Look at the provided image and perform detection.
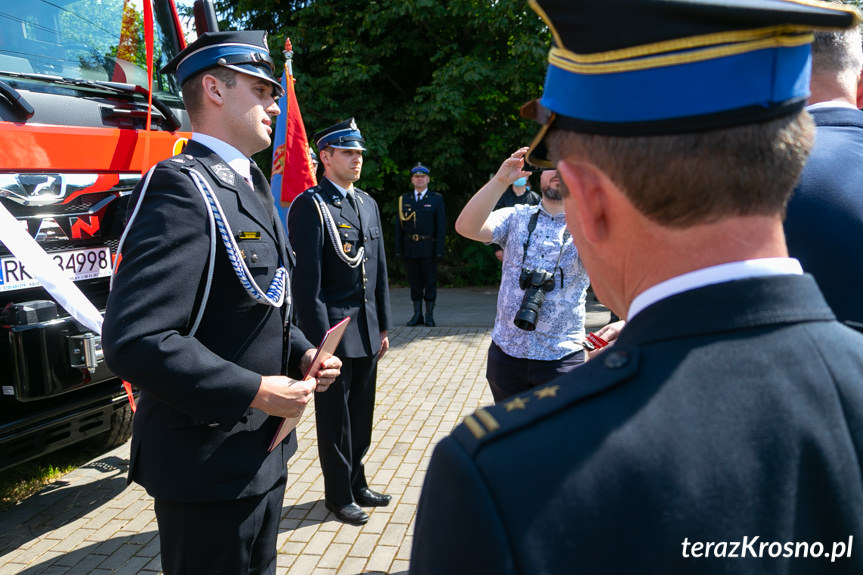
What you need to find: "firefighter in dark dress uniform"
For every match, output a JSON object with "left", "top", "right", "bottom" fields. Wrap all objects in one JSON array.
[
  {"left": 102, "top": 31, "right": 340, "bottom": 575},
  {"left": 395, "top": 163, "right": 446, "bottom": 326},
  {"left": 288, "top": 119, "right": 393, "bottom": 526}
]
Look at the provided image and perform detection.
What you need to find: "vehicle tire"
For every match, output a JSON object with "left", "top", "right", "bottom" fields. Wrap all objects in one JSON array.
[{"left": 87, "top": 402, "right": 134, "bottom": 451}]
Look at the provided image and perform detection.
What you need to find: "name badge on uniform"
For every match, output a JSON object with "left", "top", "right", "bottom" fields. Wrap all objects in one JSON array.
[{"left": 238, "top": 231, "right": 261, "bottom": 240}]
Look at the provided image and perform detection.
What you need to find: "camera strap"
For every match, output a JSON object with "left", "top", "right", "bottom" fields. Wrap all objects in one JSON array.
[{"left": 521, "top": 208, "right": 570, "bottom": 289}]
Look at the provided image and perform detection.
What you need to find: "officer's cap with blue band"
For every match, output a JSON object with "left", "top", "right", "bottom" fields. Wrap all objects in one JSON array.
[
  {"left": 161, "top": 31, "right": 283, "bottom": 98},
  {"left": 411, "top": 163, "right": 430, "bottom": 175},
  {"left": 523, "top": 0, "right": 862, "bottom": 168},
  {"left": 314, "top": 118, "right": 367, "bottom": 151}
]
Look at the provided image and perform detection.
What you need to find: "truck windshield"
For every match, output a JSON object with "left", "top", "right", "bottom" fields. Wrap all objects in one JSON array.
[{"left": 0, "top": 0, "right": 183, "bottom": 101}]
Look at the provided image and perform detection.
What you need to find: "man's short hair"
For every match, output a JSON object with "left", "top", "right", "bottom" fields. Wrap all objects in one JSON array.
[
  {"left": 547, "top": 110, "right": 815, "bottom": 227},
  {"left": 812, "top": 25, "right": 863, "bottom": 78},
  {"left": 181, "top": 67, "right": 237, "bottom": 123}
]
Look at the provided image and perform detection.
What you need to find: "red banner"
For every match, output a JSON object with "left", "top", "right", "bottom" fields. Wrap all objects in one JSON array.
[{"left": 271, "top": 47, "right": 316, "bottom": 206}]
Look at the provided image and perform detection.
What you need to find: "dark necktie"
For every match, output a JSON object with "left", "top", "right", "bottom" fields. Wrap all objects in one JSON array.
[{"left": 346, "top": 190, "right": 358, "bottom": 213}]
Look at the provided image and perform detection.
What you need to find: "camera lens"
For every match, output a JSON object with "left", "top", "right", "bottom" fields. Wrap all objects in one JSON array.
[{"left": 513, "top": 288, "right": 546, "bottom": 331}]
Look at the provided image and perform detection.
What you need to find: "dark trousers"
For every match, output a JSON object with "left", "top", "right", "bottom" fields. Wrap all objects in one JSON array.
[
  {"left": 315, "top": 354, "right": 378, "bottom": 505},
  {"left": 486, "top": 340, "right": 586, "bottom": 403},
  {"left": 405, "top": 257, "right": 438, "bottom": 302},
  {"left": 153, "top": 475, "right": 286, "bottom": 575}
]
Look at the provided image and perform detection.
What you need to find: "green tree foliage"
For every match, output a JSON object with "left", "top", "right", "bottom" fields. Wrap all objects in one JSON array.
[{"left": 220, "top": 0, "right": 551, "bottom": 286}]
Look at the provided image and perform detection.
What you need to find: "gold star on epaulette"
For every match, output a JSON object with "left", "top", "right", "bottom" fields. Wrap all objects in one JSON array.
[
  {"left": 504, "top": 397, "right": 529, "bottom": 411},
  {"left": 534, "top": 385, "right": 560, "bottom": 399}
]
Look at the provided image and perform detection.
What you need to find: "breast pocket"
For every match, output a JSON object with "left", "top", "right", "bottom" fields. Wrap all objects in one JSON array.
[
  {"left": 339, "top": 227, "right": 362, "bottom": 258},
  {"left": 237, "top": 238, "right": 278, "bottom": 283}
]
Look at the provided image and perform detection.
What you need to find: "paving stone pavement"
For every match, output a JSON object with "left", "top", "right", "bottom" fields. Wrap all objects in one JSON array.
[{"left": 0, "top": 287, "right": 611, "bottom": 575}]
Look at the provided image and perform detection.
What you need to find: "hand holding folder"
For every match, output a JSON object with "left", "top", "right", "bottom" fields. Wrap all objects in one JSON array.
[{"left": 268, "top": 317, "right": 350, "bottom": 452}]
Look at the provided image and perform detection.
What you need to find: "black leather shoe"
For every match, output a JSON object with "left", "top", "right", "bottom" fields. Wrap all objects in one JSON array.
[
  {"left": 354, "top": 487, "right": 392, "bottom": 507},
  {"left": 325, "top": 501, "right": 369, "bottom": 525}
]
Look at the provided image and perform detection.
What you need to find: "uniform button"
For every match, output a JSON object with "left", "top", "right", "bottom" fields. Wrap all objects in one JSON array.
[
  {"left": 251, "top": 253, "right": 258, "bottom": 263},
  {"left": 604, "top": 351, "right": 629, "bottom": 369}
]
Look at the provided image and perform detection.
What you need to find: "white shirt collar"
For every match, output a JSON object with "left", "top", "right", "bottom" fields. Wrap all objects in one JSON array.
[
  {"left": 806, "top": 100, "right": 859, "bottom": 111},
  {"left": 326, "top": 177, "right": 353, "bottom": 198},
  {"left": 415, "top": 189, "right": 427, "bottom": 199},
  {"left": 627, "top": 258, "right": 804, "bottom": 320},
  {"left": 192, "top": 133, "right": 252, "bottom": 183}
]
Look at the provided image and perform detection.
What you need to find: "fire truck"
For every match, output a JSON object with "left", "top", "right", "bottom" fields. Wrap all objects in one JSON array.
[{"left": 0, "top": 0, "right": 217, "bottom": 470}]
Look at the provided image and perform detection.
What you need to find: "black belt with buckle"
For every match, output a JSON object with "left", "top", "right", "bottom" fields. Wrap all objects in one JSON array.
[{"left": 410, "top": 234, "right": 434, "bottom": 241}]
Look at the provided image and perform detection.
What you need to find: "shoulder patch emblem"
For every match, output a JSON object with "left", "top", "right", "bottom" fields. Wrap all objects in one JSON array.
[{"left": 212, "top": 163, "right": 236, "bottom": 186}]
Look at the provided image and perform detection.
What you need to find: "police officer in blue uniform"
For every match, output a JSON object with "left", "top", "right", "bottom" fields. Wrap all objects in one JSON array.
[
  {"left": 102, "top": 31, "right": 340, "bottom": 575},
  {"left": 410, "top": 1, "right": 863, "bottom": 574},
  {"left": 288, "top": 119, "right": 393, "bottom": 526},
  {"left": 395, "top": 163, "right": 446, "bottom": 326}
]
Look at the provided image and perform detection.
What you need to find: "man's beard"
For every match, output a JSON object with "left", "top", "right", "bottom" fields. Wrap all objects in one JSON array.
[{"left": 543, "top": 185, "right": 562, "bottom": 201}]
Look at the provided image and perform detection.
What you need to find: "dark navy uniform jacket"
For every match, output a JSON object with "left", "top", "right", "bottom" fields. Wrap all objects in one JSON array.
[
  {"left": 102, "top": 141, "right": 314, "bottom": 503},
  {"left": 395, "top": 191, "right": 446, "bottom": 259},
  {"left": 785, "top": 106, "right": 863, "bottom": 326},
  {"left": 288, "top": 178, "right": 392, "bottom": 358},
  {"left": 410, "top": 274, "right": 863, "bottom": 574}
]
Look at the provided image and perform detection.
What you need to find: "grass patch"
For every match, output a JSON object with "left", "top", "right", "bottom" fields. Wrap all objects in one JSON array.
[{"left": 0, "top": 444, "right": 102, "bottom": 512}]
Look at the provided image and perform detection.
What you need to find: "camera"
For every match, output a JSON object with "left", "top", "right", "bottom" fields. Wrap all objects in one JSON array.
[
  {"left": 522, "top": 163, "right": 548, "bottom": 174},
  {"left": 514, "top": 268, "right": 556, "bottom": 331}
]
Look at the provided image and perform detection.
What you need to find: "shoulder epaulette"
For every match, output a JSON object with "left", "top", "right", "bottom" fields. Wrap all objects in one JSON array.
[
  {"left": 452, "top": 346, "right": 640, "bottom": 456},
  {"left": 165, "top": 152, "right": 199, "bottom": 167}
]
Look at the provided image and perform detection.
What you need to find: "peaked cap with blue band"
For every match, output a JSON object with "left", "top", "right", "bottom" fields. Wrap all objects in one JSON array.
[
  {"left": 523, "top": 0, "right": 862, "bottom": 167},
  {"left": 314, "top": 118, "right": 367, "bottom": 151},
  {"left": 411, "top": 163, "right": 430, "bottom": 175},
  {"left": 161, "top": 31, "right": 283, "bottom": 98}
]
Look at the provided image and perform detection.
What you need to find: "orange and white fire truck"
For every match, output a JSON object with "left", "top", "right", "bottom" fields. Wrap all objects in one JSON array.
[{"left": 0, "top": 0, "right": 216, "bottom": 469}]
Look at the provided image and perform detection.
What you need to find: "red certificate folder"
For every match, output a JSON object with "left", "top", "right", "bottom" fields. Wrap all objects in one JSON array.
[{"left": 268, "top": 317, "right": 350, "bottom": 452}]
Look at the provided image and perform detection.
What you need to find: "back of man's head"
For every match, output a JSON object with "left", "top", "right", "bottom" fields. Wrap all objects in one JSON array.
[
  {"left": 811, "top": 22, "right": 863, "bottom": 104},
  {"left": 547, "top": 112, "right": 814, "bottom": 228},
  {"left": 813, "top": 27, "right": 863, "bottom": 75}
]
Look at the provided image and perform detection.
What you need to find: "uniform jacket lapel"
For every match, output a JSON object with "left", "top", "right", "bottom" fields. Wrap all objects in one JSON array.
[{"left": 320, "top": 178, "right": 361, "bottom": 231}]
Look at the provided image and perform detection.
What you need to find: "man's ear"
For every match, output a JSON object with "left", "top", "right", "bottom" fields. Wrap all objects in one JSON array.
[
  {"left": 557, "top": 160, "right": 611, "bottom": 244},
  {"left": 202, "top": 75, "right": 223, "bottom": 105}
]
